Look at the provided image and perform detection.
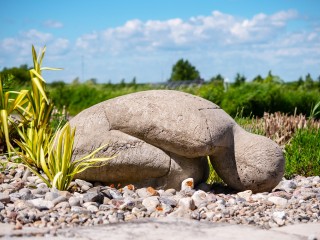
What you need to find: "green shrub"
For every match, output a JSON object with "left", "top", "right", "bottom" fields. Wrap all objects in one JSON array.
[{"left": 284, "top": 127, "right": 320, "bottom": 178}]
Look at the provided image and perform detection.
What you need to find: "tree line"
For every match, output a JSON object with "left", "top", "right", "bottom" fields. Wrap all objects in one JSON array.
[{"left": 1, "top": 59, "right": 319, "bottom": 118}]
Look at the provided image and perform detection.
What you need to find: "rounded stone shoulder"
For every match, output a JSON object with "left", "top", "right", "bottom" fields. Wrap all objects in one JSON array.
[{"left": 99, "top": 90, "right": 235, "bottom": 157}]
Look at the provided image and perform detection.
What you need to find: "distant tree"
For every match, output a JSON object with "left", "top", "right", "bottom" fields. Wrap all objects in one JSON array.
[
  {"left": 169, "top": 59, "right": 200, "bottom": 81},
  {"left": 49, "top": 81, "right": 66, "bottom": 88},
  {"left": 234, "top": 73, "right": 246, "bottom": 87},
  {"left": 0, "top": 64, "right": 30, "bottom": 86},
  {"left": 131, "top": 77, "right": 137, "bottom": 85},
  {"left": 263, "top": 71, "right": 282, "bottom": 84},
  {"left": 209, "top": 74, "right": 224, "bottom": 83},
  {"left": 264, "top": 71, "right": 275, "bottom": 83},
  {"left": 120, "top": 78, "right": 126, "bottom": 87},
  {"left": 252, "top": 75, "right": 264, "bottom": 83},
  {"left": 304, "top": 73, "right": 314, "bottom": 89},
  {"left": 85, "top": 78, "right": 97, "bottom": 85},
  {"left": 209, "top": 74, "right": 224, "bottom": 88},
  {"left": 297, "top": 76, "right": 304, "bottom": 86},
  {"left": 72, "top": 77, "right": 80, "bottom": 85}
]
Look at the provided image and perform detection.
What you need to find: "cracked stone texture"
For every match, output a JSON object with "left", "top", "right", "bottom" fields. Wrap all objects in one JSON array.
[{"left": 70, "top": 90, "right": 284, "bottom": 192}]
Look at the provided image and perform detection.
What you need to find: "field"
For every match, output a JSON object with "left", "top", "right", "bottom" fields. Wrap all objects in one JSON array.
[{"left": 1, "top": 51, "right": 320, "bottom": 187}]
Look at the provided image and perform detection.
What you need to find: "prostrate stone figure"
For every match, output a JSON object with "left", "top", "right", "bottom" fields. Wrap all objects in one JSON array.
[{"left": 70, "top": 90, "right": 284, "bottom": 193}]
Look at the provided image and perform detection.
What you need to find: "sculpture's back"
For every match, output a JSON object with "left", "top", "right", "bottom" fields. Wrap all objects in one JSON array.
[{"left": 70, "top": 90, "right": 284, "bottom": 192}]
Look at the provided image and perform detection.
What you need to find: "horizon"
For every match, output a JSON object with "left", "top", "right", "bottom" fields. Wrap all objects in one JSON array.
[{"left": 1, "top": 0, "right": 320, "bottom": 83}]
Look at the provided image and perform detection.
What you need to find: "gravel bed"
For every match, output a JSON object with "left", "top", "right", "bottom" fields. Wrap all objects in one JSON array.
[{"left": 0, "top": 160, "right": 319, "bottom": 235}]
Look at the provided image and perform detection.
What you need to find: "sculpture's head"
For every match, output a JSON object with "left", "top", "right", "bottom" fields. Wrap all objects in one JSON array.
[
  {"left": 210, "top": 125, "right": 285, "bottom": 193},
  {"left": 232, "top": 126, "right": 285, "bottom": 192}
]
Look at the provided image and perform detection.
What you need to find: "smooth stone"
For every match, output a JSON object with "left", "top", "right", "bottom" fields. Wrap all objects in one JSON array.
[
  {"left": 268, "top": 196, "right": 288, "bottom": 207},
  {"left": 0, "top": 193, "right": 10, "bottom": 204},
  {"left": 0, "top": 202, "right": 4, "bottom": 210},
  {"left": 28, "top": 198, "right": 54, "bottom": 210},
  {"left": 178, "top": 197, "right": 195, "bottom": 211},
  {"left": 237, "top": 190, "right": 252, "bottom": 201},
  {"left": 69, "top": 196, "right": 81, "bottom": 207},
  {"left": 181, "top": 178, "right": 194, "bottom": 191},
  {"left": 191, "top": 190, "right": 208, "bottom": 208},
  {"left": 52, "top": 196, "right": 68, "bottom": 206},
  {"left": 82, "top": 192, "right": 104, "bottom": 203},
  {"left": 75, "top": 179, "right": 93, "bottom": 188},
  {"left": 159, "top": 197, "right": 178, "bottom": 208},
  {"left": 54, "top": 201, "right": 70, "bottom": 209},
  {"left": 168, "top": 207, "right": 192, "bottom": 218},
  {"left": 44, "top": 191, "right": 60, "bottom": 201},
  {"left": 71, "top": 206, "right": 90, "bottom": 214},
  {"left": 108, "top": 189, "right": 123, "bottom": 199},
  {"left": 142, "top": 196, "right": 160, "bottom": 213}
]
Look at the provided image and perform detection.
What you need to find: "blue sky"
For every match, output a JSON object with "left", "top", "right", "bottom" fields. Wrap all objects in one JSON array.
[{"left": 1, "top": 0, "right": 320, "bottom": 83}]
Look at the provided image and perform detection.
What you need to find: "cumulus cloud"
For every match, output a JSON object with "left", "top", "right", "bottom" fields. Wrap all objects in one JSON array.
[
  {"left": 0, "top": 9, "right": 319, "bottom": 82},
  {"left": 0, "top": 29, "right": 69, "bottom": 66},
  {"left": 43, "top": 20, "right": 64, "bottom": 28},
  {"left": 75, "top": 9, "right": 301, "bottom": 55}
]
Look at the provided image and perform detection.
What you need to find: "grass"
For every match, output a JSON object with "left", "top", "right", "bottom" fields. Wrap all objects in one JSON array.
[
  {"left": 284, "top": 127, "right": 320, "bottom": 179},
  {"left": 236, "top": 111, "right": 320, "bottom": 180}
]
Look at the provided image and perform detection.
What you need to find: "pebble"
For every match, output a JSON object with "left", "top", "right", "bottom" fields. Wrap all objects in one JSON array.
[{"left": 0, "top": 163, "right": 319, "bottom": 230}]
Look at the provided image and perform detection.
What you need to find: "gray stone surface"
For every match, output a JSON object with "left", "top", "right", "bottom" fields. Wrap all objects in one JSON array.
[
  {"left": 2, "top": 219, "right": 320, "bottom": 240},
  {"left": 70, "top": 90, "right": 285, "bottom": 192}
]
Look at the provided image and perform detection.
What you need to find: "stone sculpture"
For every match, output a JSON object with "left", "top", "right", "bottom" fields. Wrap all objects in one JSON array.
[{"left": 70, "top": 90, "right": 285, "bottom": 192}]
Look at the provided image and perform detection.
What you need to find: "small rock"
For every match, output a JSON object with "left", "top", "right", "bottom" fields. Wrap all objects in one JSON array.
[
  {"left": 75, "top": 179, "right": 93, "bottom": 191},
  {"left": 54, "top": 201, "right": 70, "bottom": 209},
  {"left": 273, "top": 179, "right": 297, "bottom": 193},
  {"left": 28, "top": 198, "right": 54, "bottom": 210},
  {"left": 178, "top": 197, "right": 195, "bottom": 210},
  {"left": 22, "top": 169, "right": 31, "bottom": 181},
  {"left": 273, "top": 211, "right": 286, "bottom": 219},
  {"left": 165, "top": 189, "right": 176, "bottom": 195},
  {"left": 156, "top": 202, "right": 173, "bottom": 214},
  {"left": 52, "top": 196, "right": 68, "bottom": 206},
  {"left": 269, "top": 191, "right": 292, "bottom": 200},
  {"left": 108, "top": 189, "right": 123, "bottom": 199},
  {"left": 168, "top": 207, "right": 191, "bottom": 218},
  {"left": 14, "top": 199, "right": 33, "bottom": 211},
  {"left": 0, "top": 193, "right": 10, "bottom": 204},
  {"left": 191, "top": 190, "right": 208, "bottom": 208},
  {"left": 147, "top": 187, "right": 159, "bottom": 196},
  {"left": 45, "top": 191, "right": 60, "bottom": 201},
  {"left": 82, "top": 192, "right": 104, "bottom": 203},
  {"left": 142, "top": 196, "right": 159, "bottom": 213},
  {"left": 159, "top": 197, "right": 178, "bottom": 207},
  {"left": 71, "top": 206, "right": 89, "bottom": 214},
  {"left": 267, "top": 196, "right": 288, "bottom": 207},
  {"left": 136, "top": 188, "right": 153, "bottom": 198},
  {"left": 69, "top": 196, "right": 81, "bottom": 207},
  {"left": 273, "top": 211, "right": 286, "bottom": 226},
  {"left": 0, "top": 173, "right": 5, "bottom": 184},
  {"left": 237, "top": 190, "right": 252, "bottom": 201},
  {"left": 86, "top": 205, "right": 99, "bottom": 212},
  {"left": 181, "top": 178, "right": 194, "bottom": 191}
]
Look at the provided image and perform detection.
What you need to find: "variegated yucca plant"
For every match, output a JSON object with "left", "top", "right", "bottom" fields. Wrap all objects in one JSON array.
[
  {"left": 0, "top": 74, "right": 29, "bottom": 155},
  {"left": 15, "top": 123, "right": 112, "bottom": 190},
  {"left": 13, "top": 45, "right": 60, "bottom": 168},
  {"left": 10, "top": 46, "right": 114, "bottom": 190}
]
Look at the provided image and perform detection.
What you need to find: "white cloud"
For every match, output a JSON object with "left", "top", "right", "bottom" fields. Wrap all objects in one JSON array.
[
  {"left": 43, "top": 20, "right": 63, "bottom": 28},
  {"left": 0, "top": 29, "right": 70, "bottom": 67},
  {"left": 0, "top": 10, "right": 319, "bottom": 83},
  {"left": 74, "top": 9, "right": 302, "bottom": 55}
]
